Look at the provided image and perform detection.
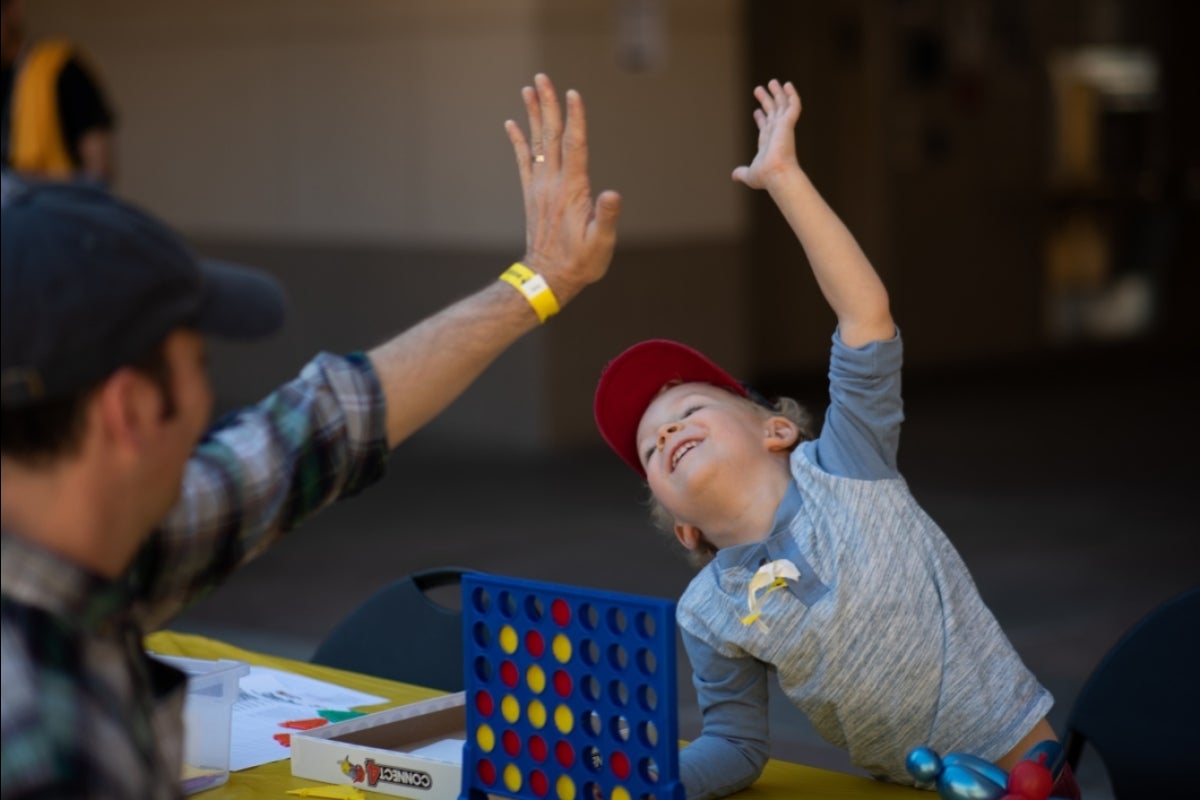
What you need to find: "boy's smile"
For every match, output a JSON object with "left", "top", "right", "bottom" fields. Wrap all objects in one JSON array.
[{"left": 669, "top": 438, "right": 700, "bottom": 471}]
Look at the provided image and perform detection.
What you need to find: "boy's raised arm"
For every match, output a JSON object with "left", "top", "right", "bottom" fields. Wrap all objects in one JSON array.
[{"left": 732, "top": 80, "right": 893, "bottom": 348}]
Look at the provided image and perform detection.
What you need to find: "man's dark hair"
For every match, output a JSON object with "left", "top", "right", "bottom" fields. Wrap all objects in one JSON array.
[{"left": 1, "top": 341, "right": 177, "bottom": 464}]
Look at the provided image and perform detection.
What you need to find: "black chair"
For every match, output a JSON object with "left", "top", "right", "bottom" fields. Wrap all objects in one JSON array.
[
  {"left": 1062, "top": 586, "right": 1200, "bottom": 799},
  {"left": 310, "top": 567, "right": 476, "bottom": 692}
]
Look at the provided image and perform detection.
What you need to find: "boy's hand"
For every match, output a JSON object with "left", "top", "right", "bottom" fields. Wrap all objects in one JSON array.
[
  {"left": 504, "top": 73, "right": 622, "bottom": 308},
  {"left": 731, "top": 79, "right": 802, "bottom": 190}
]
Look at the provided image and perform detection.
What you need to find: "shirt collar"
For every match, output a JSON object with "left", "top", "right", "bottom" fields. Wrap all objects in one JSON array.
[{"left": 1, "top": 528, "right": 133, "bottom": 630}]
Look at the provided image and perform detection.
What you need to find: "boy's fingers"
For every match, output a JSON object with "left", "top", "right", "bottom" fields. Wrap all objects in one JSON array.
[{"left": 756, "top": 84, "right": 774, "bottom": 115}]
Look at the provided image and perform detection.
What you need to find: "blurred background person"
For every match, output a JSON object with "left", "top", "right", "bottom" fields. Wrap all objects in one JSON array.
[{"left": 1, "top": 0, "right": 116, "bottom": 184}]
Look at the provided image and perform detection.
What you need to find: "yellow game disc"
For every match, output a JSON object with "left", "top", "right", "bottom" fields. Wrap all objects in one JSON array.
[
  {"left": 556, "top": 775, "right": 576, "bottom": 800},
  {"left": 554, "top": 704, "right": 574, "bottom": 734},
  {"left": 499, "top": 625, "right": 519, "bottom": 654},
  {"left": 527, "top": 698, "right": 547, "bottom": 729},
  {"left": 501, "top": 694, "right": 520, "bottom": 724},
  {"left": 504, "top": 763, "right": 522, "bottom": 792},
  {"left": 475, "top": 724, "right": 495, "bottom": 752},
  {"left": 611, "top": 788, "right": 631, "bottom": 800},
  {"left": 552, "top": 633, "right": 572, "bottom": 663},
  {"left": 526, "top": 664, "right": 546, "bottom": 694}
]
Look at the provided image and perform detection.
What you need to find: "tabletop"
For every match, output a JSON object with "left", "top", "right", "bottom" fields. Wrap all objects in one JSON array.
[{"left": 145, "top": 630, "right": 928, "bottom": 800}]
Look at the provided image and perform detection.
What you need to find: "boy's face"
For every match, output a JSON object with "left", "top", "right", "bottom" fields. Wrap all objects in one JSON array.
[{"left": 637, "top": 382, "right": 790, "bottom": 538}]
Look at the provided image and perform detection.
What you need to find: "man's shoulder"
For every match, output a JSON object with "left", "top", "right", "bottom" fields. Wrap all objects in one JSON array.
[{"left": 0, "top": 602, "right": 49, "bottom": 719}]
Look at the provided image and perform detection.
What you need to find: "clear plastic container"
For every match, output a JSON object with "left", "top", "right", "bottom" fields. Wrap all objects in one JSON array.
[{"left": 153, "top": 654, "right": 249, "bottom": 795}]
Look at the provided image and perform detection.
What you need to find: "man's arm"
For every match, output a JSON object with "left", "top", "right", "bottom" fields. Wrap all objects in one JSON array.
[
  {"left": 369, "top": 73, "right": 621, "bottom": 447},
  {"left": 732, "top": 80, "right": 892, "bottom": 348},
  {"left": 140, "top": 75, "right": 618, "bottom": 619}
]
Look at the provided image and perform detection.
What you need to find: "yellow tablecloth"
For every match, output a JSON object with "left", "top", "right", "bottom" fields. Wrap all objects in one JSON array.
[{"left": 145, "top": 630, "right": 927, "bottom": 799}]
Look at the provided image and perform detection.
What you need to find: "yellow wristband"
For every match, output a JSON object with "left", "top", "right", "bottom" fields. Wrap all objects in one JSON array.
[{"left": 499, "top": 262, "right": 560, "bottom": 323}]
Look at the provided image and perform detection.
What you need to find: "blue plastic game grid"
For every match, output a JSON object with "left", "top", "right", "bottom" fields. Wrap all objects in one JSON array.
[{"left": 459, "top": 572, "right": 685, "bottom": 800}]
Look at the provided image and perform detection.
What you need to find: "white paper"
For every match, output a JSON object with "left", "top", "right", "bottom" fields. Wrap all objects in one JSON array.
[
  {"left": 239, "top": 666, "right": 387, "bottom": 710},
  {"left": 228, "top": 666, "right": 388, "bottom": 771}
]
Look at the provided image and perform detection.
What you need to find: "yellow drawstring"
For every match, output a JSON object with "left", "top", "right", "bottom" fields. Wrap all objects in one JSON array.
[{"left": 740, "top": 558, "right": 800, "bottom": 633}]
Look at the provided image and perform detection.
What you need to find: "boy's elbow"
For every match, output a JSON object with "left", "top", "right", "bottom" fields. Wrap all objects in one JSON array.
[
  {"left": 681, "top": 735, "right": 769, "bottom": 799},
  {"left": 739, "top": 734, "right": 770, "bottom": 773},
  {"left": 839, "top": 311, "right": 896, "bottom": 348},
  {"left": 738, "top": 748, "right": 769, "bottom": 790},
  {"left": 864, "top": 286, "right": 894, "bottom": 330},
  {"left": 714, "top": 746, "right": 769, "bottom": 799}
]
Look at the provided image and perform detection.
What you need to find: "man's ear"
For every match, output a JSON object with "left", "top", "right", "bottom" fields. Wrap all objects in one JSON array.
[
  {"left": 95, "top": 368, "right": 156, "bottom": 452},
  {"left": 764, "top": 415, "right": 800, "bottom": 452},
  {"left": 674, "top": 522, "right": 705, "bottom": 551}
]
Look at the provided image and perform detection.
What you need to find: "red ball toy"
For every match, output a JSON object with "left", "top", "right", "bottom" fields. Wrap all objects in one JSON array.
[{"left": 1006, "top": 753, "right": 1054, "bottom": 800}]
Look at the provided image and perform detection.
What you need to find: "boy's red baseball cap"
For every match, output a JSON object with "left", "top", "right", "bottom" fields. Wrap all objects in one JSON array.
[{"left": 593, "top": 339, "right": 751, "bottom": 477}]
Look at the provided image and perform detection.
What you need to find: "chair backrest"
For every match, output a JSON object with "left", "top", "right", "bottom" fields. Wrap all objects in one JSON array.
[
  {"left": 1062, "top": 586, "right": 1200, "bottom": 799},
  {"left": 310, "top": 567, "right": 475, "bottom": 692}
]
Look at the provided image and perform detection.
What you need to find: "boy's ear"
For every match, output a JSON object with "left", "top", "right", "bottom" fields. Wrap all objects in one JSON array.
[
  {"left": 764, "top": 415, "right": 800, "bottom": 452},
  {"left": 674, "top": 522, "right": 704, "bottom": 551}
]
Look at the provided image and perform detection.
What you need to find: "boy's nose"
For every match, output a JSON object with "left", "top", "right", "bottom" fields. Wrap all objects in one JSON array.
[{"left": 657, "top": 422, "right": 682, "bottom": 450}]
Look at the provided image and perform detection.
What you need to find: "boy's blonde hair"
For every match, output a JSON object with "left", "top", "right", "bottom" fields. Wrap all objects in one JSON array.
[{"left": 646, "top": 393, "right": 814, "bottom": 567}]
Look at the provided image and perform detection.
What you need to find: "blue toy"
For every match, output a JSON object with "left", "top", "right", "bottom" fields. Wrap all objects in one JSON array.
[
  {"left": 905, "top": 741, "right": 1068, "bottom": 800},
  {"left": 459, "top": 573, "right": 685, "bottom": 800}
]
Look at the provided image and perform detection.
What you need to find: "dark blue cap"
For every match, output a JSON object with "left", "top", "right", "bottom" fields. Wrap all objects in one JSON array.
[{"left": 1, "top": 175, "right": 286, "bottom": 407}]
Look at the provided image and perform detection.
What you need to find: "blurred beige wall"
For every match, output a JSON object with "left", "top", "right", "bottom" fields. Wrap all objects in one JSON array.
[
  {"left": 31, "top": 1, "right": 1184, "bottom": 452},
  {"left": 27, "top": 0, "right": 751, "bottom": 452},
  {"left": 29, "top": 0, "right": 745, "bottom": 245}
]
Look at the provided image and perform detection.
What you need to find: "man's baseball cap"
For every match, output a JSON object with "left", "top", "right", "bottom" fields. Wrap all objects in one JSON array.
[
  {"left": 1, "top": 176, "right": 286, "bottom": 407},
  {"left": 594, "top": 339, "right": 771, "bottom": 477}
]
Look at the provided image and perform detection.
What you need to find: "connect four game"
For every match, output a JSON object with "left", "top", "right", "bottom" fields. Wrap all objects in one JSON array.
[{"left": 459, "top": 572, "right": 685, "bottom": 800}]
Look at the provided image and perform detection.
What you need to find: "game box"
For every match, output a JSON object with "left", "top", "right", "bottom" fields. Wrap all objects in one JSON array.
[{"left": 290, "top": 692, "right": 467, "bottom": 800}]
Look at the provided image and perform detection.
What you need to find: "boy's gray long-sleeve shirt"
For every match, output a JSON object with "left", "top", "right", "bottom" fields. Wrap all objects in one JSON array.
[{"left": 676, "top": 332, "right": 1052, "bottom": 799}]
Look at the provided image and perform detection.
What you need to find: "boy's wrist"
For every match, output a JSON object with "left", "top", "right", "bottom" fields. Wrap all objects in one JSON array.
[{"left": 763, "top": 164, "right": 806, "bottom": 196}]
